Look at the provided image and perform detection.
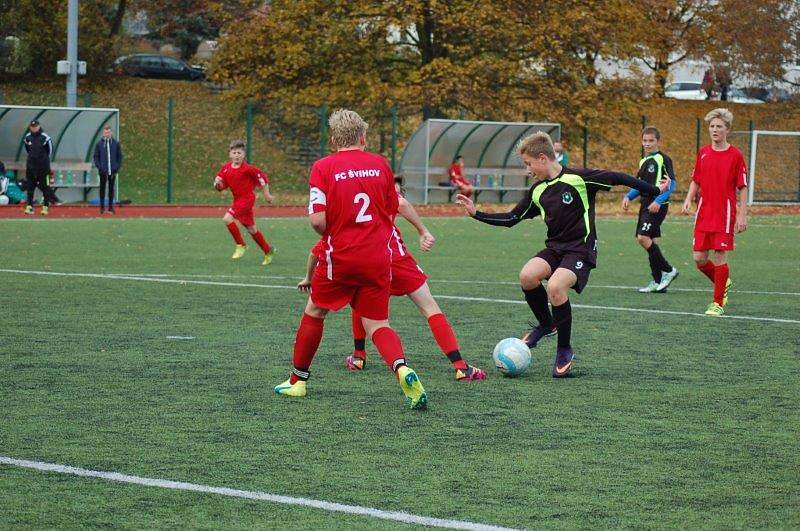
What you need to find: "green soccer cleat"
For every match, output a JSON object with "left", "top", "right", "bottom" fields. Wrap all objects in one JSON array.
[
  {"left": 723, "top": 278, "right": 732, "bottom": 306},
  {"left": 657, "top": 267, "right": 679, "bottom": 292},
  {"left": 705, "top": 302, "right": 724, "bottom": 316},
  {"left": 397, "top": 365, "right": 428, "bottom": 410},
  {"left": 638, "top": 280, "right": 660, "bottom": 293},
  {"left": 262, "top": 247, "right": 276, "bottom": 266},
  {"left": 274, "top": 378, "right": 307, "bottom": 397},
  {"left": 23, "top": 205, "right": 34, "bottom": 215},
  {"left": 231, "top": 244, "right": 246, "bottom": 260}
]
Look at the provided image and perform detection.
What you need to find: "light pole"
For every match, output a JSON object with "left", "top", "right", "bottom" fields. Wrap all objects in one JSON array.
[{"left": 66, "top": 0, "right": 78, "bottom": 107}]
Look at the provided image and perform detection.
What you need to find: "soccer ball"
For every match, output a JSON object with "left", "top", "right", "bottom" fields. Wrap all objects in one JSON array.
[
  {"left": 492, "top": 338, "right": 532, "bottom": 377},
  {"left": 0, "top": 195, "right": 8, "bottom": 205}
]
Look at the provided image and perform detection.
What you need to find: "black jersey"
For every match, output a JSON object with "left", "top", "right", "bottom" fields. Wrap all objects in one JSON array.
[
  {"left": 472, "top": 167, "right": 660, "bottom": 265},
  {"left": 636, "top": 151, "right": 675, "bottom": 201}
]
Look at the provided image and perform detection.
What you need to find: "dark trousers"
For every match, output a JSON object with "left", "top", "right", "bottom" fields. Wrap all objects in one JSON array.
[
  {"left": 99, "top": 173, "right": 117, "bottom": 208},
  {"left": 26, "top": 172, "right": 52, "bottom": 207}
]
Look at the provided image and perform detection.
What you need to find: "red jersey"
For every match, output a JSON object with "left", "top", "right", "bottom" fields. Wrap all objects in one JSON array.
[
  {"left": 216, "top": 162, "right": 268, "bottom": 208},
  {"left": 691, "top": 145, "right": 748, "bottom": 233},
  {"left": 449, "top": 163, "right": 469, "bottom": 186},
  {"left": 308, "top": 149, "right": 398, "bottom": 282}
]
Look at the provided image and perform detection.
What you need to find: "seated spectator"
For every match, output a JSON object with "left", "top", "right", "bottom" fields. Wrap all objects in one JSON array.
[
  {"left": 448, "top": 155, "right": 473, "bottom": 198},
  {"left": 554, "top": 141, "right": 570, "bottom": 167}
]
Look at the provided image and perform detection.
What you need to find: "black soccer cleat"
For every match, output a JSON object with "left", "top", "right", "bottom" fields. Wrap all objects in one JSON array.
[{"left": 522, "top": 324, "right": 557, "bottom": 348}]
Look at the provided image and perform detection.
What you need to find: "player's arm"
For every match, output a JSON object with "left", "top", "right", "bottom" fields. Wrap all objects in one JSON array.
[
  {"left": 297, "top": 251, "right": 318, "bottom": 292},
  {"left": 735, "top": 156, "right": 748, "bottom": 233},
  {"left": 307, "top": 166, "right": 327, "bottom": 234},
  {"left": 682, "top": 180, "right": 699, "bottom": 214},
  {"left": 580, "top": 169, "right": 665, "bottom": 196},
  {"left": 398, "top": 195, "right": 435, "bottom": 251},
  {"left": 457, "top": 188, "right": 539, "bottom": 227},
  {"left": 261, "top": 182, "right": 274, "bottom": 202},
  {"left": 653, "top": 156, "right": 677, "bottom": 205}
]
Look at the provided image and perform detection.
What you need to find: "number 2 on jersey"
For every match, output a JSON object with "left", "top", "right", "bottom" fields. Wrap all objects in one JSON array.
[{"left": 354, "top": 193, "right": 373, "bottom": 223}]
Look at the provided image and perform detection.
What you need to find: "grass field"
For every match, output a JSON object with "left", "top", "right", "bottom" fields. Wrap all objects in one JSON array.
[{"left": 1, "top": 214, "right": 799, "bottom": 528}]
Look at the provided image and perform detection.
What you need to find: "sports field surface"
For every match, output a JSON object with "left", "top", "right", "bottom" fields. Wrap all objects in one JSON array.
[{"left": 1, "top": 214, "right": 798, "bottom": 528}]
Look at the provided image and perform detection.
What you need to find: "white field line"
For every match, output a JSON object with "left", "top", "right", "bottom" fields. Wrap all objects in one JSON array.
[
  {"left": 1, "top": 268, "right": 798, "bottom": 325},
  {"left": 0, "top": 456, "right": 514, "bottom": 531},
  {"left": 166, "top": 336, "right": 195, "bottom": 340},
  {"left": 102, "top": 272, "right": 800, "bottom": 298}
]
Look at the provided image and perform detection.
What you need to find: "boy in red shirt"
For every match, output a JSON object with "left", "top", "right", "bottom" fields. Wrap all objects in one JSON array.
[
  {"left": 274, "top": 109, "right": 428, "bottom": 410},
  {"left": 682, "top": 108, "right": 748, "bottom": 316},
  {"left": 214, "top": 140, "right": 275, "bottom": 264},
  {"left": 449, "top": 155, "right": 474, "bottom": 198},
  {"left": 297, "top": 177, "right": 487, "bottom": 382}
]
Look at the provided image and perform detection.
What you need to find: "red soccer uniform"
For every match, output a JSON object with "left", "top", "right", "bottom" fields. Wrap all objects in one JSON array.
[
  {"left": 691, "top": 145, "right": 748, "bottom": 251},
  {"left": 449, "top": 163, "right": 470, "bottom": 187},
  {"left": 217, "top": 162, "right": 268, "bottom": 226},
  {"left": 308, "top": 149, "right": 399, "bottom": 320}
]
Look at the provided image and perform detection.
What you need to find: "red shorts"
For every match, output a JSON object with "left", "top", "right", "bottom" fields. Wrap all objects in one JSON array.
[
  {"left": 228, "top": 204, "right": 255, "bottom": 227},
  {"left": 391, "top": 255, "right": 428, "bottom": 296},
  {"left": 310, "top": 265, "right": 391, "bottom": 320},
  {"left": 693, "top": 229, "right": 735, "bottom": 252}
]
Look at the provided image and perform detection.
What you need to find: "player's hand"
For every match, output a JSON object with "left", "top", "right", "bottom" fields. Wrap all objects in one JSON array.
[
  {"left": 419, "top": 231, "right": 435, "bottom": 252},
  {"left": 681, "top": 199, "right": 692, "bottom": 215},
  {"left": 658, "top": 176, "right": 671, "bottom": 193},
  {"left": 296, "top": 277, "right": 311, "bottom": 293},
  {"left": 213, "top": 176, "right": 224, "bottom": 190},
  {"left": 265, "top": 193, "right": 275, "bottom": 203},
  {"left": 455, "top": 194, "right": 476, "bottom": 216},
  {"left": 647, "top": 201, "right": 661, "bottom": 213},
  {"left": 735, "top": 213, "right": 748, "bottom": 233},
  {"left": 621, "top": 197, "right": 630, "bottom": 211}
]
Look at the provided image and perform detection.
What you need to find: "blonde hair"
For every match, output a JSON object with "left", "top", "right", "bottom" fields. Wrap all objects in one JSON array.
[
  {"left": 229, "top": 139, "right": 245, "bottom": 151},
  {"left": 517, "top": 131, "right": 556, "bottom": 160},
  {"left": 328, "top": 109, "right": 368, "bottom": 150},
  {"left": 704, "top": 108, "right": 733, "bottom": 129}
]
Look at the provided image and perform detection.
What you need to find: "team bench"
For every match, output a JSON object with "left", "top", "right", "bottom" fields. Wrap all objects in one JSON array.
[
  {"left": 3, "top": 160, "right": 98, "bottom": 200},
  {"left": 404, "top": 166, "right": 532, "bottom": 203}
]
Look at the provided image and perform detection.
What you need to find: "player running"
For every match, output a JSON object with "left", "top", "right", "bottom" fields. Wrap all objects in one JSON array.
[
  {"left": 275, "top": 109, "right": 428, "bottom": 410},
  {"left": 682, "top": 108, "right": 748, "bottom": 316},
  {"left": 621, "top": 126, "right": 679, "bottom": 293},
  {"left": 457, "top": 131, "right": 669, "bottom": 378},
  {"left": 214, "top": 140, "right": 275, "bottom": 264},
  {"left": 297, "top": 177, "right": 487, "bottom": 382}
]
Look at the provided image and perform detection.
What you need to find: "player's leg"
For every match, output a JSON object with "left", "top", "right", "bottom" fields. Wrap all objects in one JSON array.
[
  {"left": 245, "top": 222, "right": 275, "bottom": 264},
  {"left": 37, "top": 174, "right": 52, "bottom": 214},
  {"left": 274, "top": 298, "right": 329, "bottom": 397},
  {"left": 520, "top": 255, "right": 556, "bottom": 348},
  {"left": 546, "top": 266, "right": 579, "bottom": 378},
  {"left": 107, "top": 174, "right": 117, "bottom": 213},
  {"left": 710, "top": 249, "right": 731, "bottom": 310},
  {"left": 345, "top": 309, "right": 367, "bottom": 370},
  {"left": 24, "top": 174, "right": 37, "bottom": 214},
  {"left": 223, "top": 210, "right": 246, "bottom": 258},
  {"left": 356, "top": 286, "right": 427, "bottom": 410},
  {"left": 99, "top": 173, "right": 108, "bottom": 213},
  {"left": 407, "top": 283, "right": 486, "bottom": 381},
  {"left": 636, "top": 233, "right": 661, "bottom": 291}
]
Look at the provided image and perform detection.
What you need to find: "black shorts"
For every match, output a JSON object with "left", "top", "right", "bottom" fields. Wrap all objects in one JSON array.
[
  {"left": 535, "top": 248, "right": 594, "bottom": 294},
  {"left": 636, "top": 202, "right": 669, "bottom": 238}
]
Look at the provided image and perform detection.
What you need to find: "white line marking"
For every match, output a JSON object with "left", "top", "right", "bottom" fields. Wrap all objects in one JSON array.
[
  {"left": 0, "top": 456, "right": 514, "bottom": 531},
  {"left": 97, "top": 273, "right": 800, "bottom": 297},
  {"left": 1, "top": 269, "right": 797, "bottom": 325},
  {"left": 166, "top": 336, "right": 195, "bottom": 340}
]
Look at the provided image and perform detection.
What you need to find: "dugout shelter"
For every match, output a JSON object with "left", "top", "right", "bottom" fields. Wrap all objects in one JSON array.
[
  {"left": 0, "top": 104, "right": 120, "bottom": 204},
  {"left": 399, "top": 119, "right": 561, "bottom": 204}
]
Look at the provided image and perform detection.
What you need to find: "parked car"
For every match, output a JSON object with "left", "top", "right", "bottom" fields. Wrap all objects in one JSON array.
[
  {"left": 663, "top": 81, "right": 707, "bottom": 100},
  {"left": 745, "top": 87, "right": 793, "bottom": 103},
  {"left": 725, "top": 87, "right": 764, "bottom": 104},
  {"left": 115, "top": 54, "right": 204, "bottom": 80}
]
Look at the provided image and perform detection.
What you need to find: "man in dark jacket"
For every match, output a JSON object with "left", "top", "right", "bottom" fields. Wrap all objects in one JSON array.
[
  {"left": 23, "top": 120, "right": 54, "bottom": 215},
  {"left": 92, "top": 124, "right": 123, "bottom": 214}
]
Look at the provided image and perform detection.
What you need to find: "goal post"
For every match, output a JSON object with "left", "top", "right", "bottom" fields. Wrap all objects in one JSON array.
[{"left": 730, "top": 130, "right": 800, "bottom": 205}]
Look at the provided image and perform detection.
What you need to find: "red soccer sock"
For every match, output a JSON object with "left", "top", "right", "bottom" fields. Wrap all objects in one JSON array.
[
  {"left": 713, "top": 264, "right": 729, "bottom": 305},
  {"left": 351, "top": 311, "right": 367, "bottom": 359},
  {"left": 697, "top": 260, "right": 715, "bottom": 282},
  {"left": 427, "top": 313, "right": 467, "bottom": 370},
  {"left": 250, "top": 230, "right": 271, "bottom": 254},
  {"left": 371, "top": 326, "right": 406, "bottom": 372},
  {"left": 226, "top": 222, "right": 245, "bottom": 246},
  {"left": 289, "top": 313, "right": 325, "bottom": 384}
]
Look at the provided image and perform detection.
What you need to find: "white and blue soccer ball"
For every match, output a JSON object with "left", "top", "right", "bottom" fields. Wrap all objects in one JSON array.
[{"left": 492, "top": 337, "right": 532, "bottom": 377}]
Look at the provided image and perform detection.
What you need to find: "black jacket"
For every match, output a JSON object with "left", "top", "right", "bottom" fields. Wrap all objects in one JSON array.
[
  {"left": 93, "top": 137, "right": 123, "bottom": 175},
  {"left": 23, "top": 130, "right": 52, "bottom": 174}
]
